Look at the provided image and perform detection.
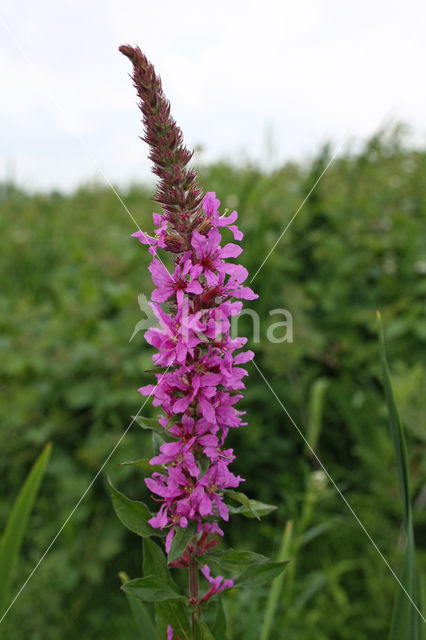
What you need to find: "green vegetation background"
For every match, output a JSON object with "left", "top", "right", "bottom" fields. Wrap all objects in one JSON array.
[{"left": 0, "top": 127, "right": 425, "bottom": 639}]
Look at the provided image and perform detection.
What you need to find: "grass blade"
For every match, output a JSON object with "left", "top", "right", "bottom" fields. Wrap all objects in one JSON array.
[
  {"left": 377, "top": 312, "right": 411, "bottom": 529},
  {"left": 0, "top": 443, "right": 52, "bottom": 622},
  {"left": 304, "top": 377, "right": 329, "bottom": 457},
  {"left": 377, "top": 312, "right": 422, "bottom": 638},
  {"left": 260, "top": 520, "right": 293, "bottom": 640}
]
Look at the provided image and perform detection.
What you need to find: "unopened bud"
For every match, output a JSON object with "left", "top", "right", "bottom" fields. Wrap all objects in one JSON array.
[{"left": 196, "top": 218, "right": 213, "bottom": 235}]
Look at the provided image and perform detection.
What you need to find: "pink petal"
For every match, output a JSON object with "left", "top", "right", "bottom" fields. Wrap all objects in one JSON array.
[
  {"left": 165, "top": 528, "right": 175, "bottom": 554},
  {"left": 191, "top": 230, "right": 208, "bottom": 257},
  {"left": 228, "top": 224, "right": 243, "bottom": 240},
  {"left": 138, "top": 384, "right": 155, "bottom": 396},
  {"left": 173, "top": 396, "right": 192, "bottom": 414},
  {"left": 217, "top": 209, "right": 238, "bottom": 225},
  {"left": 149, "top": 259, "right": 173, "bottom": 288},
  {"left": 234, "top": 350, "right": 255, "bottom": 364},
  {"left": 199, "top": 395, "right": 216, "bottom": 424},
  {"left": 199, "top": 493, "right": 214, "bottom": 516},
  {"left": 230, "top": 286, "right": 259, "bottom": 300},
  {"left": 186, "top": 280, "right": 203, "bottom": 295},
  {"left": 220, "top": 243, "right": 242, "bottom": 259},
  {"left": 201, "top": 565, "right": 212, "bottom": 582},
  {"left": 131, "top": 230, "right": 156, "bottom": 245},
  {"left": 202, "top": 192, "right": 220, "bottom": 218}
]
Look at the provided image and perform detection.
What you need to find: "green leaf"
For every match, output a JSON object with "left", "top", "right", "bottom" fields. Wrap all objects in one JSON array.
[
  {"left": 377, "top": 313, "right": 421, "bottom": 639},
  {"left": 109, "top": 479, "right": 156, "bottom": 538},
  {"left": 204, "top": 548, "right": 287, "bottom": 591},
  {"left": 419, "top": 574, "right": 426, "bottom": 640},
  {"left": 389, "top": 531, "right": 419, "bottom": 639},
  {"left": 152, "top": 432, "right": 166, "bottom": 457},
  {"left": 299, "top": 520, "right": 336, "bottom": 547},
  {"left": 212, "top": 597, "right": 227, "bottom": 639},
  {"left": 144, "top": 366, "right": 169, "bottom": 375},
  {"left": 119, "top": 571, "right": 158, "bottom": 640},
  {"left": 167, "top": 415, "right": 182, "bottom": 428},
  {"left": 120, "top": 458, "right": 164, "bottom": 474},
  {"left": 0, "top": 443, "right": 52, "bottom": 620},
  {"left": 194, "top": 618, "right": 216, "bottom": 639},
  {"left": 155, "top": 600, "right": 191, "bottom": 640},
  {"left": 121, "top": 575, "right": 187, "bottom": 603},
  {"left": 234, "top": 560, "right": 288, "bottom": 589},
  {"left": 225, "top": 490, "right": 277, "bottom": 519},
  {"left": 134, "top": 415, "right": 164, "bottom": 434},
  {"left": 205, "top": 549, "right": 270, "bottom": 574},
  {"left": 260, "top": 520, "right": 293, "bottom": 640},
  {"left": 143, "top": 538, "right": 175, "bottom": 587},
  {"left": 378, "top": 313, "right": 412, "bottom": 529},
  {"left": 168, "top": 521, "right": 197, "bottom": 564},
  {"left": 142, "top": 540, "right": 192, "bottom": 639},
  {"left": 305, "top": 377, "right": 329, "bottom": 456}
]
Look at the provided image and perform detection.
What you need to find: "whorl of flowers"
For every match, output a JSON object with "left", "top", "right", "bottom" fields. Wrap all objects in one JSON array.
[{"left": 120, "top": 45, "right": 257, "bottom": 564}]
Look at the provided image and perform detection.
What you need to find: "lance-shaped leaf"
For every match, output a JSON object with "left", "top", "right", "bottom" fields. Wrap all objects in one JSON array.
[
  {"left": 168, "top": 521, "right": 197, "bottom": 564},
  {"left": 194, "top": 618, "right": 216, "bottom": 640},
  {"left": 155, "top": 600, "right": 192, "bottom": 640},
  {"left": 152, "top": 432, "right": 166, "bottom": 457},
  {"left": 119, "top": 571, "right": 158, "bottom": 640},
  {"left": 144, "top": 366, "right": 170, "bottom": 375},
  {"left": 204, "top": 548, "right": 287, "bottom": 590},
  {"left": 120, "top": 458, "right": 164, "bottom": 474},
  {"left": 144, "top": 538, "right": 176, "bottom": 587},
  {"left": 121, "top": 575, "right": 187, "bottom": 603},
  {"left": 205, "top": 549, "right": 269, "bottom": 574},
  {"left": 109, "top": 479, "right": 158, "bottom": 538},
  {"left": 134, "top": 415, "right": 164, "bottom": 434},
  {"left": 234, "top": 560, "right": 288, "bottom": 589},
  {"left": 260, "top": 520, "right": 293, "bottom": 640},
  {"left": 211, "top": 597, "right": 228, "bottom": 639},
  {"left": 378, "top": 313, "right": 422, "bottom": 639},
  {"left": 0, "top": 443, "right": 51, "bottom": 621},
  {"left": 142, "top": 539, "right": 192, "bottom": 637},
  {"left": 225, "top": 490, "right": 277, "bottom": 520}
]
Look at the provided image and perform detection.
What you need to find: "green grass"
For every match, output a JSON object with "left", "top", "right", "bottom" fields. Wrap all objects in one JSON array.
[{"left": 0, "top": 125, "right": 425, "bottom": 638}]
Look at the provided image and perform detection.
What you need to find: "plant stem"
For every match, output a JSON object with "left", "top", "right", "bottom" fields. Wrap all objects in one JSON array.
[
  {"left": 189, "top": 551, "right": 199, "bottom": 637},
  {"left": 260, "top": 520, "right": 293, "bottom": 640}
]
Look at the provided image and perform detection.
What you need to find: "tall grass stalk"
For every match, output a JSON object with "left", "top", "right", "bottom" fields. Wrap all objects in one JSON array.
[
  {"left": 377, "top": 312, "right": 423, "bottom": 638},
  {"left": 260, "top": 520, "right": 293, "bottom": 640}
]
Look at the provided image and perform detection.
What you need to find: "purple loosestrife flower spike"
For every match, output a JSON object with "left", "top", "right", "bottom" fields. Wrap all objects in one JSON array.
[
  {"left": 120, "top": 45, "right": 258, "bottom": 602},
  {"left": 119, "top": 45, "right": 205, "bottom": 249},
  {"left": 136, "top": 191, "right": 258, "bottom": 555}
]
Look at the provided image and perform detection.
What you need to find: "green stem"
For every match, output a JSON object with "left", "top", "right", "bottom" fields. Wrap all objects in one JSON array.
[{"left": 260, "top": 520, "right": 294, "bottom": 640}]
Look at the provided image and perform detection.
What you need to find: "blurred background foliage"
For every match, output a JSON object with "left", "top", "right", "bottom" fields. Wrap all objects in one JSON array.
[{"left": 0, "top": 125, "right": 425, "bottom": 639}]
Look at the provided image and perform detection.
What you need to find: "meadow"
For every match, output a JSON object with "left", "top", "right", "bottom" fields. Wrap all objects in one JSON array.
[{"left": 0, "top": 125, "right": 425, "bottom": 639}]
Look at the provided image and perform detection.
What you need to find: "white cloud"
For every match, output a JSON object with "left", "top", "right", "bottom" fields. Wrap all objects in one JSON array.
[{"left": 0, "top": 0, "right": 425, "bottom": 190}]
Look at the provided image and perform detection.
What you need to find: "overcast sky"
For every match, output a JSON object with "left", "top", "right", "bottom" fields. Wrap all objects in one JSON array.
[{"left": 1, "top": 0, "right": 425, "bottom": 191}]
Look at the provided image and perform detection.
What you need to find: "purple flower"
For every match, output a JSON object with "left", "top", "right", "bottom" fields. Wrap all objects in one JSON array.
[
  {"left": 202, "top": 192, "right": 243, "bottom": 241},
  {"left": 134, "top": 192, "right": 255, "bottom": 557},
  {"left": 200, "top": 565, "right": 234, "bottom": 602},
  {"left": 149, "top": 256, "right": 202, "bottom": 305}
]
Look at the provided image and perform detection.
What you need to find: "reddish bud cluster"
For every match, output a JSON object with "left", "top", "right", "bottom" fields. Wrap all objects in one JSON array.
[{"left": 119, "top": 45, "right": 205, "bottom": 244}]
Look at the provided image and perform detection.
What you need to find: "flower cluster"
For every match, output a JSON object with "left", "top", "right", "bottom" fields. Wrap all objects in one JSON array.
[{"left": 134, "top": 192, "right": 257, "bottom": 554}]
